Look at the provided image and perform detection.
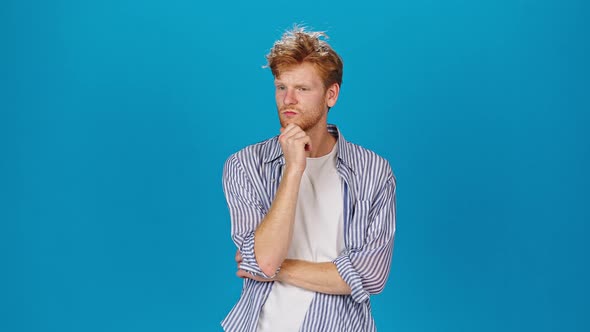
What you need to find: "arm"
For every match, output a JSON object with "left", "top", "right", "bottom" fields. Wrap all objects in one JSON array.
[
  {"left": 333, "top": 174, "right": 397, "bottom": 303},
  {"left": 252, "top": 170, "right": 302, "bottom": 277},
  {"left": 236, "top": 255, "right": 351, "bottom": 295},
  {"left": 224, "top": 124, "right": 310, "bottom": 278},
  {"left": 277, "top": 259, "right": 351, "bottom": 294},
  {"left": 252, "top": 124, "right": 310, "bottom": 277},
  {"left": 236, "top": 170, "right": 396, "bottom": 298}
]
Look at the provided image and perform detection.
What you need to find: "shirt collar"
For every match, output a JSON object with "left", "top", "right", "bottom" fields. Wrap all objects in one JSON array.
[{"left": 263, "top": 124, "right": 356, "bottom": 173}]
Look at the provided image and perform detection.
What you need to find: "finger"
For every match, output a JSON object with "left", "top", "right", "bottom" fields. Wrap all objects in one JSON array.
[
  {"left": 282, "top": 130, "right": 307, "bottom": 141},
  {"left": 279, "top": 128, "right": 304, "bottom": 145},
  {"left": 281, "top": 123, "right": 302, "bottom": 137},
  {"left": 285, "top": 123, "right": 300, "bottom": 131},
  {"left": 293, "top": 135, "right": 312, "bottom": 150},
  {"left": 235, "top": 250, "right": 242, "bottom": 263},
  {"left": 279, "top": 126, "right": 295, "bottom": 139},
  {"left": 236, "top": 270, "right": 247, "bottom": 279}
]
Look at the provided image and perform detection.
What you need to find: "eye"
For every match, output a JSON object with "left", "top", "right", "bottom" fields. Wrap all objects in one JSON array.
[
  {"left": 276, "top": 85, "right": 286, "bottom": 91},
  {"left": 298, "top": 87, "right": 309, "bottom": 91}
]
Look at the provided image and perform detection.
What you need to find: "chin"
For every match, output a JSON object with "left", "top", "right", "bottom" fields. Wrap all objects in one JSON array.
[{"left": 280, "top": 118, "right": 300, "bottom": 128}]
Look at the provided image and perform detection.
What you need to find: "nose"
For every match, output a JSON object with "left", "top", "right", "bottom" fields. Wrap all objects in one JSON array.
[{"left": 283, "top": 88, "right": 297, "bottom": 105}]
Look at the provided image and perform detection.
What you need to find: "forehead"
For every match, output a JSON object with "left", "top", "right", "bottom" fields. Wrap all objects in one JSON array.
[{"left": 275, "top": 62, "right": 323, "bottom": 85}]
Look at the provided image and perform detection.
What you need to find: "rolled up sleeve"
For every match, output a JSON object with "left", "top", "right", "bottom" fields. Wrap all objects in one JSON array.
[
  {"left": 222, "top": 155, "right": 277, "bottom": 279},
  {"left": 334, "top": 176, "right": 396, "bottom": 303}
]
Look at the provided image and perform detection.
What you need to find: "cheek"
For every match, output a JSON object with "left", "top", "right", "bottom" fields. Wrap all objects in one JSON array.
[{"left": 313, "top": 95, "right": 326, "bottom": 107}]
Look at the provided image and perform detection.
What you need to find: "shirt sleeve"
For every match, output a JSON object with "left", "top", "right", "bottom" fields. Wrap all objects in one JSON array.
[
  {"left": 222, "top": 154, "right": 277, "bottom": 279},
  {"left": 333, "top": 173, "right": 397, "bottom": 303}
]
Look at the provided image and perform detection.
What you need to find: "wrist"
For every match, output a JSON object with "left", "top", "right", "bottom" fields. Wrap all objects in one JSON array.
[
  {"left": 276, "top": 259, "right": 292, "bottom": 282},
  {"left": 283, "top": 165, "right": 305, "bottom": 178}
]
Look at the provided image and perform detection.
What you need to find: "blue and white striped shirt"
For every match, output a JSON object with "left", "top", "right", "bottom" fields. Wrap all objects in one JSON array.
[{"left": 221, "top": 124, "right": 396, "bottom": 332}]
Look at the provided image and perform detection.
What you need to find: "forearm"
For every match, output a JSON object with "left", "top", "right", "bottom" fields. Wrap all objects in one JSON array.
[
  {"left": 277, "top": 259, "right": 351, "bottom": 295},
  {"left": 254, "top": 169, "right": 302, "bottom": 276}
]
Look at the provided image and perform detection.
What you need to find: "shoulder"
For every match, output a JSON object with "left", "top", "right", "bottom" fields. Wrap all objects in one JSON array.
[
  {"left": 224, "top": 136, "right": 280, "bottom": 173},
  {"left": 342, "top": 140, "right": 395, "bottom": 182}
]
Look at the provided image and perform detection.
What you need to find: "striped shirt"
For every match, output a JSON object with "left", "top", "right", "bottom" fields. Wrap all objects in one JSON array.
[{"left": 221, "top": 124, "right": 396, "bottom": 332}]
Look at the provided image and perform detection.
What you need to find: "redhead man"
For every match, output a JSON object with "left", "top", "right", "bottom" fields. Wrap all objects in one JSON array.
[{"left": 222, "top": 27, "right": 396, "bottom": 332}]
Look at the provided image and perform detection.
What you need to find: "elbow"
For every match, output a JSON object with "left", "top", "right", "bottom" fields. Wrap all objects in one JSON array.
[
  {"left": 254, "top": 251, "right": 282, "bottom": 278},
  {"left": 254, "top": 243, "right": 283, "bottom": 278},
  {"left": 367, "top": 281, "right": 386, "bottom": 295},
  {"left": 256, "top": 256, "right": 282, "bottom": 278},
  {"left": 364, "top": 273, "right": 390, "bottom": 295}
]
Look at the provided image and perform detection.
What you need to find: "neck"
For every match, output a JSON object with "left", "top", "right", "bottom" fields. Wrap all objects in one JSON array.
[{"left": 306, "top": 123, "right": 337, "bottom": 158}]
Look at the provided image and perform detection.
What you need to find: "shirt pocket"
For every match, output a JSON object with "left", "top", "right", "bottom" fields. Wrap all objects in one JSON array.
[{"left": 346, "top": 199, "right": 372, "bottom": 250}]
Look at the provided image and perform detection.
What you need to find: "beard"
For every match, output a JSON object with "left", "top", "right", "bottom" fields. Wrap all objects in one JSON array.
[{"left": 278, "top": 105, "right": 326, "bottom": 132}]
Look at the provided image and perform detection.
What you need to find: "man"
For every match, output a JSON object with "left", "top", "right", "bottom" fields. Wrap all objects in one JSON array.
[{"left": 221, "top": 27, "right": 396, "bottom": 332}]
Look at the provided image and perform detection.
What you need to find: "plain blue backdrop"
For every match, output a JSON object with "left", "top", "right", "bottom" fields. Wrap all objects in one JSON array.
[{"left": 1, "top": 0, "right": 588, "bottom": 331}]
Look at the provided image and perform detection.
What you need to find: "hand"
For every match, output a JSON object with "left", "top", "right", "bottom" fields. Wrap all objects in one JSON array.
[
  {"left": 235, "top": 249, "right": 242, "bottom": 267},
  {"left": 279, "top": 124, "right": 311, "bottom": 175},
  {"left": 235, "top": 249, "right": 275, "bottom": 282}
]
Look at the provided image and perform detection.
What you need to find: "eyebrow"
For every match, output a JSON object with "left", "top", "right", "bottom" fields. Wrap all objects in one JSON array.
[{"left": 274, "top": 81, "right": 310, "bottom": 89}]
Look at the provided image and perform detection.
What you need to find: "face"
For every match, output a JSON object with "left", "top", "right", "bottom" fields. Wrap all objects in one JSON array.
[{"left": 275, "top": 62, "right": 339, "bottom": 132}]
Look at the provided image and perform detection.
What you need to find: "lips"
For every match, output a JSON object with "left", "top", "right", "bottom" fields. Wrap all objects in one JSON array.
[{"left": 281, "top": 109, "right": 298, "bottom": 117}]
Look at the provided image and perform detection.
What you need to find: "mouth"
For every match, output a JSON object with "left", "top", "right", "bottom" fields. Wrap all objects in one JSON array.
[{"left": 282, "top": 110, "right": 298, "bottom": 116}]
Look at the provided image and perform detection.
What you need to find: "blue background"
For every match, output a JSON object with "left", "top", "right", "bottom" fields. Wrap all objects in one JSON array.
[{"left": 2, "top": 0, "right": 588, "bottom": 331}]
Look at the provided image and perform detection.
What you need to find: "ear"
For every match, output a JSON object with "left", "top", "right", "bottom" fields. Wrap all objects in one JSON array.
[{"left": 325, "top": 83, "right": 340, "bottom": 108}]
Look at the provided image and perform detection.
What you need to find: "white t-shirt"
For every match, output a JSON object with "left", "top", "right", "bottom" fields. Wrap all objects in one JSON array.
[{"left": 257, "top": 143, "right": 345, "bottom": 332}]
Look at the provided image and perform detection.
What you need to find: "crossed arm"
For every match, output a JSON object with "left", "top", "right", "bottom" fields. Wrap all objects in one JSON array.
[
  {"left": 225, "top": 163, "right": 395, "bottom": 299},
  {"left": 236, "top": 252, "right": 351, "bottom": 294},
  {"left": 225, "top": 125, "right": 350, "bottom": 294},
  {"left": 236, "top": 165, "right": 352, "bottom": 294},
  {"left": 230, "top": 152, "right": 351, "bottom": 294},
  {"left": 223, "top": 128, "right": 396, "bottom": 300}
]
